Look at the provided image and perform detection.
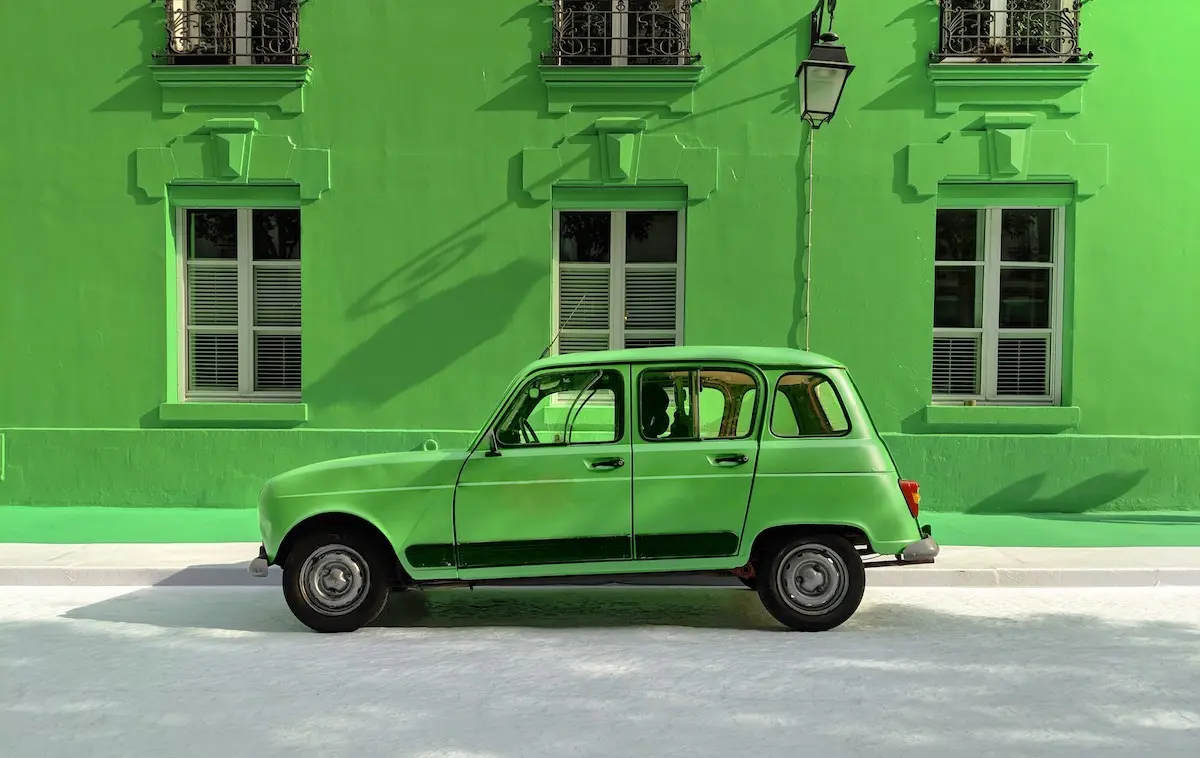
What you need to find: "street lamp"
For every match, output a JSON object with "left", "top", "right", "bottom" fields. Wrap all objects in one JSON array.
[{"left": 796, "top": 32, "right": 854, "bottom": 129}]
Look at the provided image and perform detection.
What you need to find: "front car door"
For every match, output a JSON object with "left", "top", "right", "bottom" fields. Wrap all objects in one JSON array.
[
  {"left": 453, "top": 364, "right": 634, "bottom": 575},
  {"left": 630, "top": 362, "right": 764, "bottom": 561}
]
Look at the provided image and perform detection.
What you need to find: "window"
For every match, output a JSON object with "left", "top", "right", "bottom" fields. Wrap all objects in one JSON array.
[
  {"left": 545, "top": 0, "right": 695, "bottom": 66},
  {"left": 935, "top": 0, "right": 1081, "bottom": 62},
  {"left": 771, "top": 374, "right": 850, "bottom": 438},
  {"left": 932, "top": 207, "right": 1062, "bottom": 404},
  {"left": 555, "top": 210, "right": 683, "bottom": 354},
  {"left": 182, "top": 208, "right": 301, "bottom": 401},
  {"left": 639, "top": 369, "right": 758, "bottom": 442},
  {"left": 495, "top": 369, "right": 623, "bottom": 446},
  {"left": 163, "top": 0, "right": 304, "bottom": 65}
]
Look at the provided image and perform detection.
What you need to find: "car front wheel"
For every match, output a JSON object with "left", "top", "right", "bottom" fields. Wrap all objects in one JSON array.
[
  {"left": 756, "top": 533, "right": 865, "bottom": 632},
  {"left": 283, "top": 530, "right": 392, "bottom": 633}
]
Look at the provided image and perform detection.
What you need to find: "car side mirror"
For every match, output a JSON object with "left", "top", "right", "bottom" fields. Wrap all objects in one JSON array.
[{"left": 485, "top": 429, "right": 502, "bottom": 458}]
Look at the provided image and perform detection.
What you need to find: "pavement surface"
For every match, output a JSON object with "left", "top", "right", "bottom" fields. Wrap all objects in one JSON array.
[
  {"left": 3, "top": 543, "right": 1200, "bottom": 587},
  {"left": 5, "top": 505, "right": 1200, "bottom": 546},
  {"left": 1, "top": 585, "right": 1198, "bottom": 757}
]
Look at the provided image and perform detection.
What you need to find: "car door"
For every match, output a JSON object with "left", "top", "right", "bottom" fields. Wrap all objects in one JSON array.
[
  {"left": 631, "top": 363, "right": 763, "bottom": 560},
  {"left": 453, "top": 363, "right": 634, "bottom": 573}
]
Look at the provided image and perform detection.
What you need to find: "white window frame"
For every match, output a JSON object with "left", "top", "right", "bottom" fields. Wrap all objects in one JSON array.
[
  {"left": 551, "top": 208, "right": 686, "bottom": 354},
  {"left": 553, "top": 0, "right": 691, "bottom": 66},
  {"left": 932, "top": 205, "right": 1065, "bottom": 406},
  {"left": 938, "top": 0, "right": 1076, "bottom": 64},
  {"left": 176, "top": 207, "right": 301, "bottom": 402}
]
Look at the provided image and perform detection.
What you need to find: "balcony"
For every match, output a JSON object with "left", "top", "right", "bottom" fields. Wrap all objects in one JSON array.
[
  {"left": 542, "top": 0, "right": 699, "bottom": 66},
  {"left": 931, "top": 1, "right": 1090, "bottom": 63},
  {"left": 153, "top": 0, "right": 308, "bottom": 66}
]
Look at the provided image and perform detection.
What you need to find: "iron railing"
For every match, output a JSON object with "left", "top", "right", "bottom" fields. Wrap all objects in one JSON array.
[
  {"left": 154, "top": 0, "right": 308, "bottom": 66},
  {"left": 543, "top": 0, "right": 698, "bottom": 66},
  {"left": 932, "top": 1, "right": 1088, "bottom": 62}
]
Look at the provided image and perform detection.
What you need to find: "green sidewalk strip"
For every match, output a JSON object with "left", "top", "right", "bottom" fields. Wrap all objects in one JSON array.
[{"left": 3, "top": 506, "right": 1200, "bottom": 547}]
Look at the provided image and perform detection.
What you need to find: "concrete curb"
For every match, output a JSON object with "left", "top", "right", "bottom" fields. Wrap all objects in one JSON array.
[{"left": 3, "top": 565, "right": 1200, "bottom": 588}]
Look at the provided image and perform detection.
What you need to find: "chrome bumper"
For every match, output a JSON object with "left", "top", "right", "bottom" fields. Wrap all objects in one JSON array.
[{"left": 248, "top": 545, "right": 269, "bottom": 578}]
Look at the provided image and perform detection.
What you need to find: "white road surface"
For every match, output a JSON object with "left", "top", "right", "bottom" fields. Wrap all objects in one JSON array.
[{"left": 1, "top": 585, "right": 1198, "bottom": 758}]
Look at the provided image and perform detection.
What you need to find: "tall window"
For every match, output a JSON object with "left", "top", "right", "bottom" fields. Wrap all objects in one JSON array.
[
  {"left": 554, "top": 210, "right": 683, "bottom": 354},
  {"left": 932, "top": 207, "right": 1062, "bottom": 404},
  {"left": 164, "top": 0, "right": 303, "bottom": 65},
  {"left": 545, "top": 0, "right": 694, "bottom": 66},
  {"left": 182, "top": 208, "right": 301, "bottom": 401},
  {"left": 936, "top": 0, "right": 1081, "bottom": 62}
]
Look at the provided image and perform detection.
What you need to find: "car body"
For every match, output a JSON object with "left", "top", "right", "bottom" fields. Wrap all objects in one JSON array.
[{"left": 251, "top": 345, "right": 939, "bottom": 632}]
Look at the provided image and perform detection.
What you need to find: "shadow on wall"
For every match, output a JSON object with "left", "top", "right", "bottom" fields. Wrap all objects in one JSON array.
[
  {"left": 305, "top": 257, "right": 546, "bottom": 410},
  {"left": 966, "top": 470, "right": 1151, "bottom": 515},
  {"left": 860, "top": 2, "right": 940, "bottom": 115}
]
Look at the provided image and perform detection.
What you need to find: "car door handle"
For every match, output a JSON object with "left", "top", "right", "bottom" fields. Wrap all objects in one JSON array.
[
  {"left": 711, "top": 454, "right": 749, "bottom": 467},
  {"left": 587, "top": 457, "right": 625, "bottom": 471}
]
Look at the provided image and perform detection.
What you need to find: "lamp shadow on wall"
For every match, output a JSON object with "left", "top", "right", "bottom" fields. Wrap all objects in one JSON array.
[
  {"left": 476, "top": 3, "right": 556, "bottom": 116},
  {"left": 304, "top": 154, "right": 547, "bottom": 410},
  {"left": 966, "top": 469, "right": 1151, "bottom": 516}
]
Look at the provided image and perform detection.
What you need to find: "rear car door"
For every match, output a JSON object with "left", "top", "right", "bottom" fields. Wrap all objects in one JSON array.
[{"left": 630, "top": 363, "right": 763, "bottom": 560}]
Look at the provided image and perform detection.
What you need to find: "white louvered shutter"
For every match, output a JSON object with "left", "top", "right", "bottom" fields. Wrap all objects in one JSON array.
[
  {"left": 558, "top": 264, "right": 611, "bottom": 353},
  {"left": 932, "top": 335, "right": 980, "bottom": 396},
  {"left": 622, "top": 263, "right": 678, "bottom": 349},
  {"left": 995, "top": 336, "right": 1049, "bottom": 397},
  {"left": 253, "top": 265, "right": 301, "bottom": 393},
  {"left": 186, "top": 264, "right": 240, "bottom": 392}
]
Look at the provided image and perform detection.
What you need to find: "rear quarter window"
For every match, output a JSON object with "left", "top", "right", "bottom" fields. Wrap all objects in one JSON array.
[{"left": 770, "top": 372, "right": 850, "bottom": 437}]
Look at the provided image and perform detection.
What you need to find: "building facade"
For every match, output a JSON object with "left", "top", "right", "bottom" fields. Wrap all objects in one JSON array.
[{"left": 1, "top": 0, "right": 1196, "bottom": 518}]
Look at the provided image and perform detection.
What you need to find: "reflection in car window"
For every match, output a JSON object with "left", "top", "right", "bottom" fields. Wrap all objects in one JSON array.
[
  {"left": 771, "top": 373, "right": 850, "bottom": 437},
  {"left": 640, "top": 368, "right": 758, "bottom": 441},
  {"left": 496, "top": 369, "right": 622, "bottom": 447}
]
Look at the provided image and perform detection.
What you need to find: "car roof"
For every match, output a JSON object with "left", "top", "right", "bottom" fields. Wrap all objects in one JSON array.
[{"left": 523, "top": 345, "right": 846, "bottom": 374}]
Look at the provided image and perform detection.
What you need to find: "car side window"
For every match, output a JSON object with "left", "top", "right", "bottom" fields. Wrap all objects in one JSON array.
[
  {"left": 640, "top": 368, "right": 759, "bottom": 441},
  {"left": 770, "top": 373, "right": 850, "bottom": 437},
  {"left": 495, "top": 369, "right": 622, "bottom": 447}
]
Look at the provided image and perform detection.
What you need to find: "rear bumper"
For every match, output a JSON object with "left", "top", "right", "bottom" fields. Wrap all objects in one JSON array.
[{"left": 899, "top": 536, "right": 940, "bottom": 563}]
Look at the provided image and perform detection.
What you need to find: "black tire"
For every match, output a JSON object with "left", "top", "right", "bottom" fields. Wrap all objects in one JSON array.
[
  {"left": 282, "top": 529, "right": 393, "bottom": 633},
  {"left": 736, "top": 575, "right": 757, "bottom": 590},
  {"left": 755, "top": 532, "right": 865, "bottom": 632}
]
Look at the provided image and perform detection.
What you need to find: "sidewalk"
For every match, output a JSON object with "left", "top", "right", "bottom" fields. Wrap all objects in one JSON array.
[{"left": 2, "top": 543, "right": 1200, "bottom": 588}]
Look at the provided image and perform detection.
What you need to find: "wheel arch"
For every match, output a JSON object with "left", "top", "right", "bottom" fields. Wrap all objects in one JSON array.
[
  {"left": 746, "top": 523, "right": 872, "bottom": 564},
  {"left": 274, "top": 511, "right": 411, "bottom": 586}
]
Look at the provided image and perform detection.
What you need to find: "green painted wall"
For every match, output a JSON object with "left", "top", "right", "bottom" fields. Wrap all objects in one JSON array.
[{"left": 1, "top": 1, "right": 1197, "bottom": 520}]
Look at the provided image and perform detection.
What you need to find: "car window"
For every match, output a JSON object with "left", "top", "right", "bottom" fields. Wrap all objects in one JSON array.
[
  {"left": 495, "top": 369, "right": 622, "bottom": 447},
  {"left": 640, "top": 368, "right": 758, "bottom": 441},
  {"left": 771, "top": 373, "right": 850, "bottom": 437}
]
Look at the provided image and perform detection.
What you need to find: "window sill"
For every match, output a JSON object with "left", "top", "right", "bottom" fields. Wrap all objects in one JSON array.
[
  {"left": 538, "top": 65, "right": 704, "bottom": 115},
  {"left": 926, "top": 62, "right": 1097, "bottom": 115},
  {"left": 158, "top": 402, "right": 309, "bottom": 428},
  {"left": 922, "top": 404, "right": 1081, "bottom": 434},
  {"left": 149, "top": 65, "right": 312, "bottom": 115}
]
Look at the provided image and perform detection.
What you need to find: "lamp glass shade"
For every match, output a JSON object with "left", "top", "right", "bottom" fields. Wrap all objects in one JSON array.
[{"left": 801, "top": 63, "right": 850, "bottom": 122}]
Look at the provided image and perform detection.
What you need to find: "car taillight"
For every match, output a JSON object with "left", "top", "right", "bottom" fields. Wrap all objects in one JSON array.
[{"left": 898, "top": 479, "right": 920, "bottom": 518}]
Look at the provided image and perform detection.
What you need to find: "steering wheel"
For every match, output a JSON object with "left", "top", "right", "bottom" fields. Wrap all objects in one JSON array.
[{"left": 520, "top": 418, "right": 540, "bottom": 444}]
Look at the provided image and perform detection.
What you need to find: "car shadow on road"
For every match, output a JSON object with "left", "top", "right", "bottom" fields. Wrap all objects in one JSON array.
[{"left": 63, "top": 585, "right": 785, "bottom": 633}]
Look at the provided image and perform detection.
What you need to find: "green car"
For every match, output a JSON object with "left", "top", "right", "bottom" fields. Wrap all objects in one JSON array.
[{"left": 249, "top": 346, "right": 938, "bottom": 633}]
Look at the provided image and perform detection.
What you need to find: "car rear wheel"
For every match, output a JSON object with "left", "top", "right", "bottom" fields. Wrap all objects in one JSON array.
[
  {"left": 283, "top": 529, "right": 392, "bottom": 633},
  {"left": 756, "top": 533, "right": 865, "bottom": 632}
]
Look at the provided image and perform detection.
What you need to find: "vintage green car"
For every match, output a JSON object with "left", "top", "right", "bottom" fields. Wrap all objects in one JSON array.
[{"left": 250, "top": 345, "right": 938, "bottom": 633}]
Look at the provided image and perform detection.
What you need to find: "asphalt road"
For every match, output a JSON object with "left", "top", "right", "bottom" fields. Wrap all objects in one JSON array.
[{"left": 2, "top": 585, "right": 1198, "bottom": 757}]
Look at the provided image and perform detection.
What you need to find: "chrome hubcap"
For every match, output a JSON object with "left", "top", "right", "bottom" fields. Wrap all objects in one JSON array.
[
  {"left": 776, "top": 543, "right": 848, "bottom": 615},
  {"left": 299, "top": 544, "right": 369, "bottom": 616}
]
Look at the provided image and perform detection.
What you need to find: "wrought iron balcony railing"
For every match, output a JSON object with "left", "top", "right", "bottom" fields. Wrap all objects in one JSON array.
[
  {"left": 932, "top": 1, "right": 1089, "bottom": 63},
  {"left": 542, "top": 0, "right": 698, "bottom": 66},
  {"left": 154, "top": 0, "right": 308, "bottom": 66}
]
